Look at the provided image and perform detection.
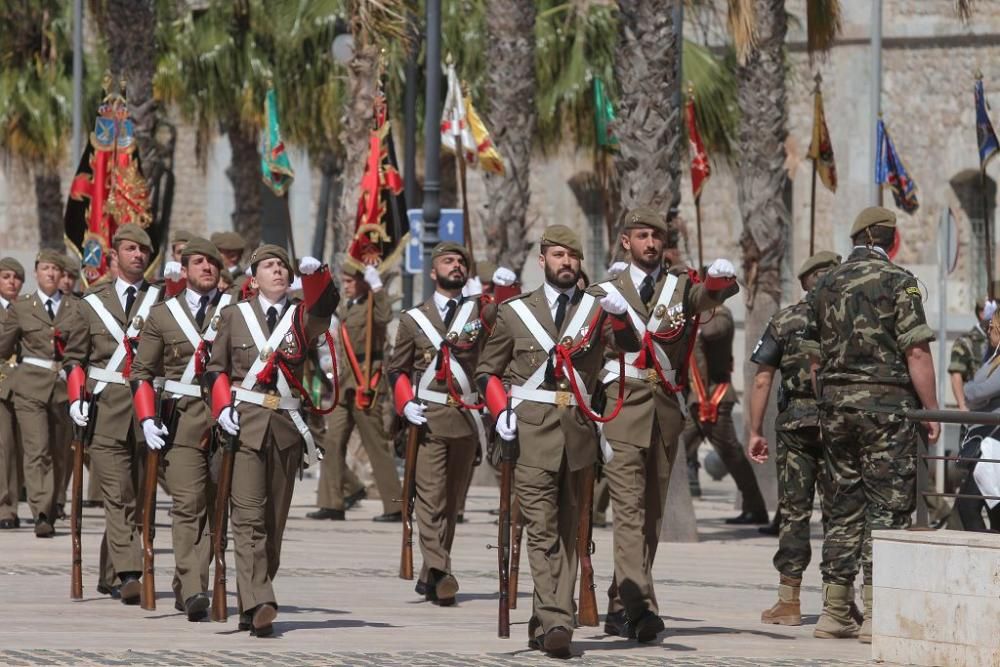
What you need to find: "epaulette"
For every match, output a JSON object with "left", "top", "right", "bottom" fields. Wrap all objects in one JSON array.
[
  {"left": 667, "top": 264, "right": 689, "bottom": 277},
  {"left": 500, "top": 292, "right": 531, "bottom": 305},
  {"left": 19, "top": 293, "right": 30, "bottom": 301}
]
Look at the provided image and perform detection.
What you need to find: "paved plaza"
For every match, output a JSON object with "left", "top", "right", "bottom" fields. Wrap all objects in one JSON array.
[{"left": 0, "top": 470, "right": 876, "bottom": 666}]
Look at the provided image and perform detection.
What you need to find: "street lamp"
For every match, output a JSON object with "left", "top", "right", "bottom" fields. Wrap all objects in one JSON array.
[{"left": 421, "top": 0, "right": 442, "bottom": 300}]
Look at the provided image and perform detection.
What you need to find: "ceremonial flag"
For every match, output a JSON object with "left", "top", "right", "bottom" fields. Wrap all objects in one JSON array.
[
  {"left": 808, "top": 87, "right": 838, "bottom": 192},
  {"left": 64, "top": 79, "right": 154, "bottom": 286},
  {"left": 261, "top": 87, "right": 294, "bottom": 196},
  {"left": 976, "top": 76, "right": 999, "bottom": 171},
  {"left": 875, "top": 118, "right": 919, "bottom": 214},
  {"left": 686, "top": 92, "right": 711, "bottom": 199},
  {"left": 441, "top": 62, "right": 476, "bottom": 164},
  {"left": 593, "top": 77, "right": 618, "bottom": 150},
  {"left": 464, "top": 93, "right": 504, "bottom": 175}
]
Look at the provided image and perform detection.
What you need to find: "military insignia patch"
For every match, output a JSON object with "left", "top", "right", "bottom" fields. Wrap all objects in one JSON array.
[{"left": 905, "top": 286, "right": 921, "bottom": 297}]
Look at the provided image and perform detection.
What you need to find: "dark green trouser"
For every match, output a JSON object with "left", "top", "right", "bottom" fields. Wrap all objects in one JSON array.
[{"left": 774, "top": 426, "right": 830, "bottom": 579}]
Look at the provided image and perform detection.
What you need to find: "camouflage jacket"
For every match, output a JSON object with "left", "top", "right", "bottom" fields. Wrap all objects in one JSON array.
[
  {"left": 750, "top": 300, "right": 817, "bottom": 431},
  {"left": 803, "top": 246, "right": 935, "bottom": 409},
  {"left": 948, "top": 324, "right": 987, "bottom": 383}
]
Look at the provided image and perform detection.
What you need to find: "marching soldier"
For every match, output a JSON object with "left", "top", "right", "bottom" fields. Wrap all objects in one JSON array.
[
  {"left": 65, "top": 224, "right": 163, "bottom": 602},
  {"left": 804, "top": 207, "right": 939, "bottom": 643},
  {"left": 170, "top": 229, "right": 192, "bottom": 263},
  {"left": 387, "top": 242, "right": 493, "bottom": 606},
  {"left": 210, "top": 232, "right": 250, "bottom": 295},
  {"left": 57, "top": 256, "right": 81, "bottom": 297},
  {"left": 747, "top": 251, "right": 841, "bottom": 626},
  {"left": 129, "top": 237, "right": 230, "bottom": 621},
  {"left": 203, "top": 246, "right": 337, "bottom": 636},
  {"left": 0, "top": 257, "right": 25, "bottom": 529},
  {"left": 476, "top": 225, "right": 639, "bottom": 657},
  {"left": 310, "top": 259, "right": 401, "bottom": 522},
  {"left": 0, "top": 250, "right": 81, "bottom": 537},
  {"left": 594, "top": 209, "right": 738, "bottom": 641},
  {"left": 949, "top": 299, "right": 988, "bottom": 412}
]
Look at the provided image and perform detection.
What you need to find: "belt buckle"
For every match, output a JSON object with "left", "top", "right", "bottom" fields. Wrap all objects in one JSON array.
[
  {"left": 262, "top": 393, "right": 281, "bottom": 410},
  {"left": 555, "top": 391, "right": 572, "bottom": 407},
  {"left": 645, "top": 369, "right": 660, "bottom": 385},
  {"left": 446, "top": 394, "right": 460, "bottom": 408}
]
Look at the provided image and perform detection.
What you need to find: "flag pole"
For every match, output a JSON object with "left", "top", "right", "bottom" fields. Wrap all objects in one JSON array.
[
  {"left": 979, "top": 72, "right": 996, "bottom": 300},
  {"left": 810, "top": 73, "right": 821, "bottom": 257},
  {"left": 696, "top": 193, "right": 704, "bottom": 271}
]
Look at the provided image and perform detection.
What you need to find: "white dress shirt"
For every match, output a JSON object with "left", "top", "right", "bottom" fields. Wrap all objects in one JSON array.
[
  {"left": 543, "top": 282, "right": 576, "bottom": 321},
  {"left": 37, "top": 288, "right": 62, "bottom": 317},
  {"left": 114, "top": 277, "right": 144, "bottom": 313},
  {"left": 628, "top": 263, "right": 661, "bottom": 294},
  {"left": 433, "top": 291, "right": 462, "bottom": 323},
  {"left": 0, "top": 296, "right": 9, "bottom": 311},
  {"left": 185, "top": 287, "right": 218, "bottom": 315},
  {"left": 258, "top": 292, "right": 288, "bottom": 317}
]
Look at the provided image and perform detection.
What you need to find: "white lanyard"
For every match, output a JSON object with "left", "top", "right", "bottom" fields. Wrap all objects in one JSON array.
[
  {"left": 165, "top": 293, "right": 231, "bottom": 389},
  {"left": 407, "top": 300, "right": 476, "bottom": 399},
  {"left": 83, "top": 285, "right": 160, "bottom": 393}
]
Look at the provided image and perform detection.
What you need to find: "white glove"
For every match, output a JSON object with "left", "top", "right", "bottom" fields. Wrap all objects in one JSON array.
[
  {"left": 608, "top": 261, "right": 629, "bottom": 278},
  {"left": 985, "top": 300, "right": 998, "bottom": 323},
  {"left": 707, "top": 258, "right": 736, "bottom": 279},
  {"left": 69, "top": 400, "right": 89, "bottom": 427},
  {"left": 298, "top": 256, "right": 321, "bottom": 275},
  {"left": 462, "top": 276, "right": 483, "bottom": 297},
  {"left": 142, "top": 419, "right": 169, "bottom": 450},
  {"left": 363, "top": 265, "right": 383, "bottom": 292},
  {"left": 496, "top": 410, "right": 517, "bottom": 442},
  {"left": 491, "top": 267, "right": 516, "bottom": 287},
  {"left": 600, "top": 291, "right": 628, "bottom": 316},
  {"left": 218, "top": 406, "right": 240, "bottom": 436},
  {"left": 403, "top": 401, "right": 427, "bottom": 426},
  {"left": 164, "top": 261, "right": 182, "bottom": 281}
]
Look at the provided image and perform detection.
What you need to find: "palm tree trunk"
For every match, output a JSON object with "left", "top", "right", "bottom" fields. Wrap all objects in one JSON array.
[
  {"left": 482, "top": 0, "right": 536, "bottom": 274},
  {"left": 34, "top": 167, "right": 64, "bottom": 250},
  {"left": 612, "top": 0, "right": 681, "bottom": 220},
  {"left": 226, "top": 124, "right": 263, "bottom": 248}
]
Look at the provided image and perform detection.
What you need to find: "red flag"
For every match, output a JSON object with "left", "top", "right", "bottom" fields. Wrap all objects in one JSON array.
[{"left": 686, "top": 95, "right": 711, "bottom": 200}]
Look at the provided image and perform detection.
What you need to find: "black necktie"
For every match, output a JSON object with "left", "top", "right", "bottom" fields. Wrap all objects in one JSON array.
[
  {"left": 554, "top": 293, "right": 569, "bottom": 331},
  {"left": 46, "top": 299, "right": 55, "bottom": 321},
  {"left": 124, "top": 286, "right": 136, "bottom": 316},
  {"left": 195, "top": 295, "right": 210, "bottom": 329},
  {"left": 640, "top": 275, "right": 655, "bottom": 306},
  {"left": 443, "top": 299, "right": 458, "bottom": 328},
  {"left": 266, "top": 306, "right": 278, "bottom": 333}
]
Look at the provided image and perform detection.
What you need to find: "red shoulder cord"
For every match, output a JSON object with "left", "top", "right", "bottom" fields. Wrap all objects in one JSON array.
[
  {"left": 551, "top": 310, "right": 627, "bottom": 423},
  {"left": 439, "top": 345, "right": 486, "bottom": 410}
]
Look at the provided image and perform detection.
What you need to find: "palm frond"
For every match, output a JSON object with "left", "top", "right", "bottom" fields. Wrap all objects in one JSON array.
[
  {"left": 727, "top": 0, "right": 757, "bottom": 66},
  {"left": 683, "top": 40, "right": 738, "bottom": 159},
  {"left": 806, "top": 0, "right": 841, "bottom": 61}
]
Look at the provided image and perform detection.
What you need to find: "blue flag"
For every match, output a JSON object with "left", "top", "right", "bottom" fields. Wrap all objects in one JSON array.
[
  {"left": 976, "top": 77, "right": 999, "bottom": 171},
  {"left": 875, "top": 119, "right": 919, "bottom": 214}
]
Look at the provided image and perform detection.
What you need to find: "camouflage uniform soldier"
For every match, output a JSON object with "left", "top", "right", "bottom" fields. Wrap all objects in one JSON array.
[
  {"left": 747, "top": 251, "right": 840, "bottom": 626},
  {"left": 804, "top": 207, "right": 940, "bottom": 644},
  {"left": 948, "top": 302, "right": 987, "bottom": 411}
]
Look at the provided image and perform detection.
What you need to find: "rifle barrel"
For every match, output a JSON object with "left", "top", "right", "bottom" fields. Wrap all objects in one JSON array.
[{"left": 903, "top": 408, "right": 1000, "bottom": 426}]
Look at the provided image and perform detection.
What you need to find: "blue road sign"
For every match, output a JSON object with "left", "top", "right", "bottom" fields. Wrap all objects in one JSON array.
[
  {"left": 404, "top": 208, "right": 464, "bottom": 274},
  {"left": 438, "top": 209, "right": 464, "bottom": 244}
]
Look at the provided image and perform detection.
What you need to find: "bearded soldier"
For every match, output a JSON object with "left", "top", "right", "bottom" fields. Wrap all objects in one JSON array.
[
  {"left": 203, "top": 246, "right": 337, "bottom": 636},
  {"left": 129, "top": 237, "right": 230, "bottom": 621},
  {"left": 476, "top": 225, "right": 640, "bottom": 658}
]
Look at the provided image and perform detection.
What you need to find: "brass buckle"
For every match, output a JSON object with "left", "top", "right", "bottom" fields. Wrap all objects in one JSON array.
[
  {"left": 555, "top": 391, "right": 572, "bottom": 407},
  {"left": 262, "top": 393, "right": 281, "bottom": 410}
]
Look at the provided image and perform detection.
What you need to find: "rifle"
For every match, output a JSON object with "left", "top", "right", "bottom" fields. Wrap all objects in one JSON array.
[
  {"left": 140, "top": 382, "right": 174, "bottom": 610},
  {"left": 212, "top": 405, "right": 239, "bottom": 622},
  {"left": 509, "top": 498, "right": 523, "bottom": 610},
  {"left": 496, "top": 401, "right": 516, "bottom": 638},
  {"left": 70, "top": 393, "right": 98, "bottom": 600},
  {"left": 399, "top": 420, "right": 421, "bottom": 580},
  {"left": 577, "top": 463, "right": 599, "bottom": 626}
]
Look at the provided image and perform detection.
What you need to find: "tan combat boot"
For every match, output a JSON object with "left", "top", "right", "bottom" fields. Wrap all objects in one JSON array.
[
  {"left": 813, "top": 583, "right": 860, "bottom": 639},
  {"left": 760, "top": 575, "right": 802, "bottom": 625},
  {"left": 859, "top": 584, "right": 873, "bottom": 644}
]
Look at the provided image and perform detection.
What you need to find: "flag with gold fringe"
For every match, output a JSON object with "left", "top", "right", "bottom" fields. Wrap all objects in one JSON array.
[
  {"left": 465, "top": 93, "right": 504, "bottom": 175},
  {"left": 808, "top": 86, "right": 837, "bottom": 192}
]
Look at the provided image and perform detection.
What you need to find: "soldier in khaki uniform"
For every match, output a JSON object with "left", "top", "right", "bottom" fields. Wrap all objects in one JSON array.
[
  {"left": 310, "top": 258, "right": 401, "bottom": 521},
  {"left": 65, "top": 224, "right": 163, "bottom": 603},
  {"left": 0, "top": 250, "right": 82, "bottom": 537},
  {"left": 477, "top": 226, "right": 640, "bottom": 658},
  {"left": 0, "top": 257, "right": 25, "bottom": 529},
  {"left": 205, "top": 245, "right": 337, "bottom": 636},
  {"left": 388, "top": 243, "right": 493, "bottom": 606},
  {"left": 129, "top": 237, "right": 229, "bottom": 621},
  {"left": 211, "top": 231, "right": 251, "bottom": 296},
  {"left": 595, "top": 209, "right": 739, "bottom": 641}
]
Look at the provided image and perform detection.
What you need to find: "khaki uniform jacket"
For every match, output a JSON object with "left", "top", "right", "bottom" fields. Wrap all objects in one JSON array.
[
  {"left": 689, "top": 304, "right": 737, "bottom": 406},
  {"left": 338, "top": 290, "right": 392, "bottom": 391},
  {"left": 387, "top": 296, "right": 492, "bottom": 440},
  {"left": 130, "top": 292, "right": 229, "bottom": 450},
  {"left": 64, "top": 280, "right": 162, "bottom": 441},
  {"left": 0, "top": 292, "right": 85, "bottom": 404},
  {"left": 206, "top": 296, "right": 331, "bottom": 452},
  {"left": 0, "top": 302, "right": 14, "bottom": 402},
  {"left": 476, "top": 285, "right": 642, "bottom": 473},
  {"left": 599, "top": 267, "right": 737, "bottom": 448}
]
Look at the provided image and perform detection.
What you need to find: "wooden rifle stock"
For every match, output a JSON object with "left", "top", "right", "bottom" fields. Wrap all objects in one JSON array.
[
  {"left": 577, "top": 464, "right": 599, "bottom": 626},
  {"left": 399, "top": 423, "right": 420, "bottom": 580},
  {"left": 509, "top": 499, "right": 523, "bottom": 610},
  {"left": 140, "top": 391, "right": 173, "bottom": 610},
  {"left": 70, "top": 393, "right": 98, "bottom": 600},
  {"left": 212, "top": 424, "right": 238, "bottom": 622}
]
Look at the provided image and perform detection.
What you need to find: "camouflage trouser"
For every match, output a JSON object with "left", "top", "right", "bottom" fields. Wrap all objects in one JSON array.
[
  {"left": 818, "top": 404, "right": 921, "bottom": 586},
  {"left": 773, "top": 426, "right": 830, "bottom": 580}
]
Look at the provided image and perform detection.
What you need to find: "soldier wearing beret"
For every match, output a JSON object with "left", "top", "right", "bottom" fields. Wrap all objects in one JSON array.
[
  {"left": 594, "top": 208, "right": 739, "bottom": 641},
  {"left": 210, "top": 232, "right": 250, "bottom": 296},
  {"left": 948, "top": 298, "right": 989, "bottom": 412},
  {"left": 803, "top": 207, "right": 939, "bottom": 643},
  {"left": 129, "top": 236, "right": 230, "bottom": 621},
  {"left": 476, "top": 226, "right": 641, "bottom": 657},
  {"left": 64, "top": 223, "right": 163, "bottom": 602},
  {"left": 748, "top": 251, "right": 842, "bottom": 627},
  {"left": 203, "top": 246, "right": 338, "bottom": 636},
  {"left": 170, "top": 229, "right": 193, "bottom": 263},
  {"left": 0, "top": 258, "right": 25, "bottom": 529},
  {"left": 57, "top": 256, "right": 81, "bottom": 297}
]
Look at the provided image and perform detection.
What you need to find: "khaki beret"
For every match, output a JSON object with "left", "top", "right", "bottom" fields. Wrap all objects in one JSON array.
[
  {"left": 540, "top": 224, "right": 584, "bottom": 259},
  {"left": 797, "top": 251, "right": 841, "bottom": 281},
  {"left": 112, "top": 223, "right": 152, "bottom": 249},
  {"left": 623, "top": 207, "right": 669, "bottom": 234},
  {"left": 180, "top": 236, "right": 224, "bottom": 268},
  {"left": 248, "top": 244, "right": 293, "bottom": 276},
  {"left": 57, "top": 255, "right": 80, "bottom": 277},
  {"left": 171, "top": 229, "right": 193, "bottom": 246},
  {"left": 0, "top": 257, "right": 25, "bottom": 281},
  {"left": 36, "top": 249, "right": 65, "bottom": 268},
  {"left": 850, "top": 206, "right": 896, "bottom": 237},
  {"left": 342, "top": 255, "right": 367, "bottom": 275},
  {"left": 211, "top": 231, "right": 246, "bottom": 252},
  {"left": 432, "top": 242, "right": 471, "bottom": 267}
]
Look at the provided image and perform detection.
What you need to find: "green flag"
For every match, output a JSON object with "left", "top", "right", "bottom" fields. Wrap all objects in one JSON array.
[
  {"left": 261, "top": 88, "right": 294, "bottom": 196},
  {"left": 593, "top": 77, "right": 618, "bottom": 150}
]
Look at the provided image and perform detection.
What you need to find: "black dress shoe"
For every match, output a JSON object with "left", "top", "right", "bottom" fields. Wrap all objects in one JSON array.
[
  {"left": 119, "top": 575, "right": 141, "bottom": 605},
  {"left": 372, "top": 511, "right": 402, "bottom": 523},
  {"left": 631, "top": 611, "right": 665, "bottom": 643},
  {"left": 725, "top": 511, "right": 769, "bottom": 525},
  {"left": 34, "top": 515, "right": 54, "bottom": 538},
  {"left": 344, "top": 488, "right": 367, "bottom": 510},
  {"left": 306, "top": 508, "right": 345, "bottom": 520},
  {"left": 542, "top": 626, "right": 572, "bottom": 658},
  {"left": 97, "top": 583, "right": 121, "bottom": 599},
  {"left": 250, "top": 603, "right": 277, "bottom": 637},
  {"left": 185, "top": 593, "right": 210, "bottom": 622},
  {"left": 415, "top": 580, "right": 428, "bottom": 597},
  {"left": 0, "top": 518, "right": 17, "bottom": 529},
  {"left": 455, "top": 514, "right": 465, "bottom": 524},
  {"left": 604, "top": 610, "right": 630, "bottom": 637},
  {"left": 238, "top": 611, "right": 253, "bottom": 631},
  {"left": 81, "top": 500, "right": 104, "bottom": 508},
  {"left": 55, "top": 504, "right": 67, "bottom": 521}
]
